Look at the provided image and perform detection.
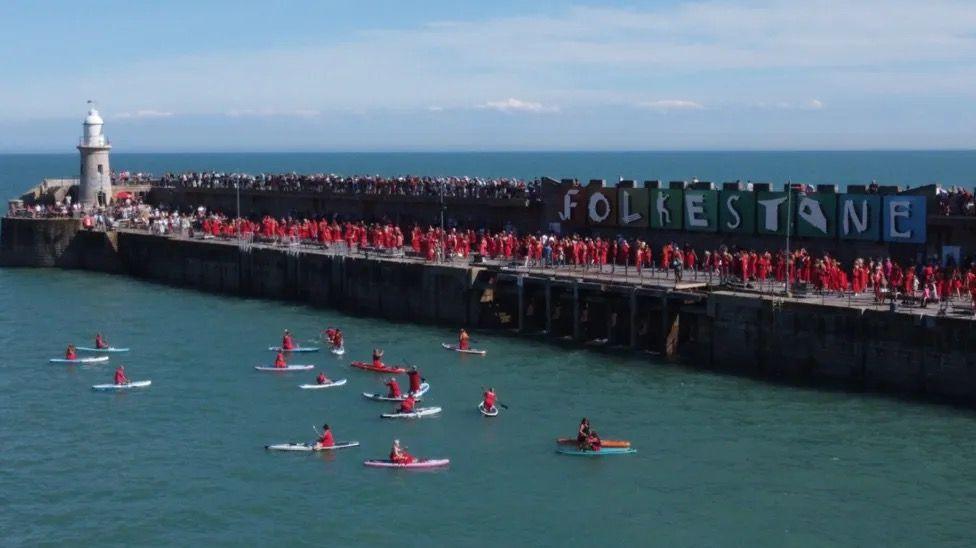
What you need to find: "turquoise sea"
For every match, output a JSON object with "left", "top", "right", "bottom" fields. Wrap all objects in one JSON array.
[{"left": 2, "top": 152, "right": 976, "bottom": 546}]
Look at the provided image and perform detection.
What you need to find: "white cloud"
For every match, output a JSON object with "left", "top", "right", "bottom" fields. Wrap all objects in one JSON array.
[
  {"left": 478, "top": 98, "right": 559, "bottom": 113},
  {"left": 806, "top": 99, "right": 824, "bottom": 110},
  {"left": 637, "top": 100, "right": 704, "bottom": 111},
  {"left": 225, "top": 109, "right": 320, "bottom": 118},
  {"left": 426, "top": 106, "right": 445, "bottom": 112},
  {"left": 113, "top": 109, "right": 173, "bottom": 119}
]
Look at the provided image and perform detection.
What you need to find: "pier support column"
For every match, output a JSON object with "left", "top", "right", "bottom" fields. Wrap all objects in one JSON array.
[
  {"left": 517, "top": 275, "right": 525, "bottom": 333},
  {"left": 629, "top": 289, "right": 638, "bottom": 350},
  {"left": 573, "top": 282, "right": 581, "bottom": 342},
  {"left": 660, "top": 293, "right": 680, "bottom": 357},
  {"left": 545, "top": 281, "right": 552, "bottom": 335}
]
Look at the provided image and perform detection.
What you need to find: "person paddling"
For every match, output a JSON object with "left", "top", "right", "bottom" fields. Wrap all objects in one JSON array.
[
  {"left": 281, "top": 329, "right": 295, "bottom": 351},
  {"left": 114, "top": 365, "right": 129, "bottom": 386},
  {"left": 315, "top": 372, "right": 330, "bottom": 385},
  {"left": 274, "top": 351, "right": 288, "bottom": 369},
  {"left": 95, "top": 333, "right": 109, "bottom": 350},
  {"left": 324, "top": 328, "right": 337, "bottom": 344},
  {"left": 482, "top": 387, "right": 497, "bottom": 412},
  {"left": 372, "top": 348, "right": 385, "bottom": 368},
  {"left": 385, "top": 377, "right": 402, "bottom": 398},
  {"left": 407, "top": 366, "right": 422, "bottom": 394},
  {"left": 389, "top": 439, "right": 415, "bottom": 464},
  {"left": 332, "top": 328, "right": 344, "bottom": 350},
  {"left": 314, "top": 423, "right": 335, "bottom": 449},
  {"left": 458, "top": 328, "right": 470, "bottom": 350},
  {"left": 65, "top": 344, "right": 77, "bottom": 360},
  {"left": 397, "top": 393, "right": 417, "bottom": 414},
  {"left": 576, "top": 417, "right": 601, "bottom": 451}
]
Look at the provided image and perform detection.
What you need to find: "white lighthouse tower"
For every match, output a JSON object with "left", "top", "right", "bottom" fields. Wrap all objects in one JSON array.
[{"left": 77, "top": 102, "right": 112, "bottom": 206}]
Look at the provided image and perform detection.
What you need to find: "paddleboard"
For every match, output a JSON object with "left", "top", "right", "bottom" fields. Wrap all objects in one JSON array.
[
  {"left": 363, "top": 459, "right": 450, "bottom": 469},
  {"left": 380, "top": 407, "right": 442, "bottom": 419},
  {"left": 556, "top": 447, "right": 637, "bottom": 456},
  {"left": 265, "top": 441, "right": 360, "bottom": 451},
  {"left": 254, "top": 365, "right": 315, "bottom": 372},
  {"left": 330, "top": 347, "right": 346, "bottom": 356},
  {"left": 350, "top": 361, "right": 407, "bottom": 374},
  {"left": 298, "top": 379, "right": 348, "bottom": 389},
  {"left": 50, "top": 356, "right": 110, "bottom": 364},
  {"left": 478, "top": 402, "right": 499, "bottom": 417},
  {"left": 362, "top": 382, "right": 430, "bottom": 401},
  {"left": 91, "top": 380, "right": 152, "bottom": 391},
  {"left": 441, "top": 343, "right": 486, "bottom": 355},
  {"left": 556, "top": 438, "right": 631, "bottom": 448},
  {"left": 268, "top": 346, "right": 319, "bottom": 353},
  {"left": 76, "top": 347, "right": 130, "bottom": 353}
]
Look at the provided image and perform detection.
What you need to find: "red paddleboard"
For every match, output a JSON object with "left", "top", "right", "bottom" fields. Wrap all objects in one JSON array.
[{"left": 350, "top": 361, "right": 407, "bottom": 374}]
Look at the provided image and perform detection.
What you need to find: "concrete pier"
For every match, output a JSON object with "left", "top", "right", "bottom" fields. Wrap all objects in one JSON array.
[{"left": 3, "top": 217, "right": 976, "bottom": 405}]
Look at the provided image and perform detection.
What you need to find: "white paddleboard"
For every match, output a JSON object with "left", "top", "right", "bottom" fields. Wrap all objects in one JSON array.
[
  {"left": 478, "top": 402, "right": 499, "bottom": 417},
  {"left": 441, "top": 343, "right": 486, "bottom": 355},
  {"left": 255, "top": 365, "right": 315, "bottom": 372},
  {"left": 298, "top": 379, "right": 348, "bottom": 389},
  {"left": 330, "top": 347, "right": 346, "bottom": 356},
  {"left": 268, "top": 346, "right": 319, "bottom": 353},
  {"left": 92, "top": 380, "right": 151, "bottom": 391},
  {"left": 266, "top": 441, "right": 360, "bottom": 451},
  {"left": 362, "top": 382, "right": 430, "bottom": 402},
  {"left": 50, "top": 356, "right": 110, "bottom": 364},
  {"left": 381, "top": 406, "right": 442, "bottom": 419},
  {"left": 76, "top": 347, "right": 130, "bottom": 353}
]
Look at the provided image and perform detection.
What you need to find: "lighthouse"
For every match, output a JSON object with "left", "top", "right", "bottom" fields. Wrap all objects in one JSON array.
[{"left": 77, "top": 103, "right": 112, "bottom": 206}]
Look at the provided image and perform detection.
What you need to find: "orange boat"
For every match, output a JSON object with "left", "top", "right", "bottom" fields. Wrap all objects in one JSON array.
[{"left": 556, "top": 438, "right": 631, "bottom": 448}]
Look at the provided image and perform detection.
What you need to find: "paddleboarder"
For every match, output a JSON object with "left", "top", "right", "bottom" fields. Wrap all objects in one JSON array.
[
  {"left": 407, "top": 366, "right": 422, "bottom": 394},
  {"left": 576, "top": 418, "right": 601, "bottom": 451},
  {"left": 314, "top": 423, "right": 335, "bottom": 449},
  {"left": 372, "top": 348, "right": 385, "bottom": 368},
  {"left": 274, "top": 351, "right": 287, "bottom": 369},
  {"left": 389, "top": 439, "right": 415, "bottom": 464},
  {"left": 458, "top": 328, "right": 470, "bottom": 351},
  {"left": 385, "top": 377, "right": 402, "bottom": 398},
  {"left": 65, "top": 344, "right": 77, "bottom": 360},
  {"left": 396, "top": 393, "right": 417, "bottom": 414},
  {"left": 315, "top": 371, "right": 331, "bottom": 385},
  {"left": 281, "top": 329, "right": 295, "bottom": 351},
  {"left": 114, "top": 365, "right": 129, "bottom": 386},
  {"left": 94, "top": 333, "right": 109, "bottom": 350},
  {"left": 482, "top": 388, "right": 497, "bottom": 412},
  {"left": 332, "top": 329, "right": 343, "bottom": 350}
]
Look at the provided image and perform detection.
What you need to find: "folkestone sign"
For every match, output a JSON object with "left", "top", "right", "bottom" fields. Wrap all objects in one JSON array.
[{"left": 544, "top": 181, "right": 926, "bottom": 243}]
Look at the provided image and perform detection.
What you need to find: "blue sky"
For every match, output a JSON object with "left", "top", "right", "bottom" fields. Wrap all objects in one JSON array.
[{"left": 1, "top": 0, "right": 974, "bottom": 151}]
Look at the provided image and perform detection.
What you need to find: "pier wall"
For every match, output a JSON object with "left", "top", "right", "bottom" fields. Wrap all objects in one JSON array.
[{"left": 3, "top": 218, "right": 975, "bottom": 405}]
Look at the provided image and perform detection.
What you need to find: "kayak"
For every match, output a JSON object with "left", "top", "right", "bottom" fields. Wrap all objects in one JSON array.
[
  {"left": 478, "top": 402, "right": 499, "bottom": 417},
  {"left": 76, "top": 346, "right": 130, "bottom": 353},
  {"left": 441, "top": 343, "right": 486, "bottom": 355},
  {"left": 330, "top": 347, "right": 346, "bottom": 356},
  {"left": 380, "top": 407, "right": 442, "bottom": 419},
  {"left": 350, "top": 361, "right": 407, "bottom": 374},
  {"left": 50, "top": 356, "right": 110, "bottom": 364},
  {"left": 556, "top": 447, "right": 637, "bottom": 456},
  {"left": 254, "top": 365, "right": 315, "bottom": 372},
  {"left": 92, "top": 380, "right": 152, "bottom": 391},
  {"left": 266, "top": 441, "right": 360, "bottom": 451},
  {"left": 362, "top": 382, "right": 430, "bottom": 401},
  {"left": 298, "top": 379, "right": 348, "bottom": 389},
  {"left": 363, "top": 459, "right": 450, "bottom": 469},
  {"left": 557, "top": 438, "right": 631, "bottom": 448},
  {"left": 268, "top": 346, "right": 319, "bottom": 353}
]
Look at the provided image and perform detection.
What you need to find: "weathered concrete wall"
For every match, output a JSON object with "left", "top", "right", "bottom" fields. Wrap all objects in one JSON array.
[
  {"left": 0, "top": 217, "right": 123, "bottom": 272},
  {"left": 697, "top": 292, "right": 976, "bottom": 401}
]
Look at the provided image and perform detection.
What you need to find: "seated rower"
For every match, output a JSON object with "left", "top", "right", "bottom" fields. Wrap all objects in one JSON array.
[
  {"left": 372, "top": 348, "right": 384, "bottom": 368},
  {"left": 397, "top": 393, "right": 417, "bottom": 414},
  {"left": 95, "top": 333, "right": 109, "bottom": 350},
  {"left": 389, "top": 439, "right": 415, "bottom": 464},
  {"left": 315, "top": 372, "right": 330, "bottom": 385},
  {"left": 458, "top": 328, "right": 470, "bottom": 350},
  {"left": 274, "top": 351, "right": 287, "bottom": 369},
  {"left": 114, "top": 365, "right": 129, "bottom": 386},
  {"left": 282, "top": 329, "right": 295, "bottom": 351},
  {"left": 65, "top": 345, "right": 77, "bottom": 360},
  {"left": 482, "top": 387, "right": 497, "bottom": 412},
  {"left": 314, "top": 423, "right": 335, "bottom": 449},
  {"left": 386, "top": 377, "right": 402, "bottom": 398}
]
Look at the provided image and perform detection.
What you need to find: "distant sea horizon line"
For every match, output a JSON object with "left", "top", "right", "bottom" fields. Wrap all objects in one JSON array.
[{"left": 2, "top": 148, "right": 975, "bottom": 156}]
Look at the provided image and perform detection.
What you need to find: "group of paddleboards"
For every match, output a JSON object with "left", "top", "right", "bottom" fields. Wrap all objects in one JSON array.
[{"left": 50, "top": 334, "right": 151, "bottom": 391}]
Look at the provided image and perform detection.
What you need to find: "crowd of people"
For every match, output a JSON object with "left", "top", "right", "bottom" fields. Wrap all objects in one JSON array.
[
  {"left": 937, "top": 186, "right": 976, "bottom": 216},
  {"left": 151, "top": 171, "right": 541, "bottom": 200}
]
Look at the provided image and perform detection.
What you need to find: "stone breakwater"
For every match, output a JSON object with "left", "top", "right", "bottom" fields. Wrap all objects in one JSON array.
[{"left": 3, "top": 216, "right": 975, "bottom": 406}]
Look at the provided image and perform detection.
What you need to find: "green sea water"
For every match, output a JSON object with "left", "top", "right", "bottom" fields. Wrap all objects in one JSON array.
[{"left": 2, "top": 152, "right": 976, "bottom": 546}]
